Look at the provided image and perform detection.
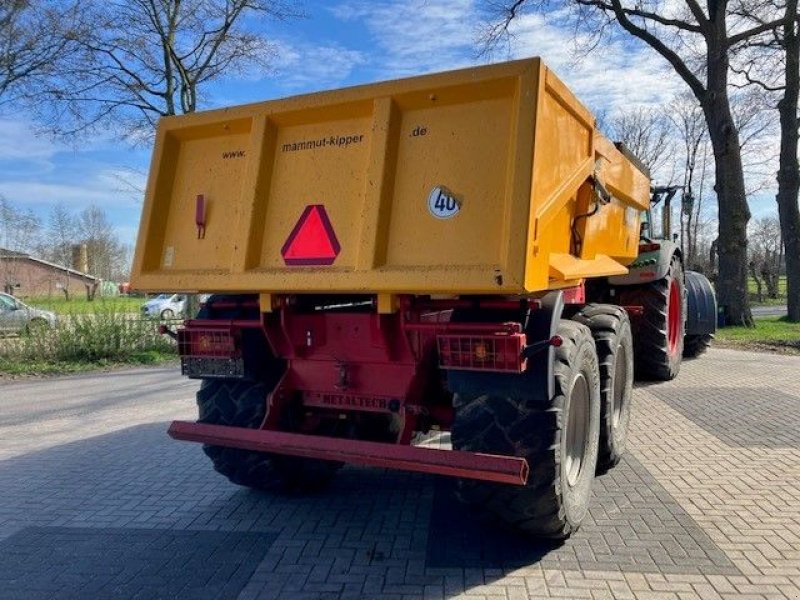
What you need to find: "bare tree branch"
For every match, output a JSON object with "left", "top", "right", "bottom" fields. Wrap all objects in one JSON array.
[
  {"left": 24, "top": 0, "right": 303, "bottom": 141},
  {"left": 0, "top": 1, "right": 85, "bottom": 103},
  {"left": 570, "top": 0, "right": 707, "bottom": 98}
]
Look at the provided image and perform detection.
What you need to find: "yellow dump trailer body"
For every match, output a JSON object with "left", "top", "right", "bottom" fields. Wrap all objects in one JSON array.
[{"left": 131, "top": 58, "right": 649, "bottom": 295}]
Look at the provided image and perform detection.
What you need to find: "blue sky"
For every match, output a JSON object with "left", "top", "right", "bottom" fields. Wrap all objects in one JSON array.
[{"left": 0, "top": 0, "right": 778, "bottom": 248}]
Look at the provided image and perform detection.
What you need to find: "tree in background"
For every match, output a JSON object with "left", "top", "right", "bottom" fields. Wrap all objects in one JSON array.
[
  {"left": 37, "top": 204, "right": 79, "bottom": 268},
  {"left": 0, "top": 0, "right": 85, "bottom": 102},
  {"left": 35, "top": 204, "right": 80, "bottom": 299},
  {"left": 666, "top": 94, "right": 710, "bottom": 270},
  {"left": 1, "top": 198, "right": 130, "bottom": 295},
  {"left": 730, "top": 0, "right": 800, "bottom": 321},
  {"left": 78, "top": 205, "right": 129, "bottom": 283},
  {"left": 749, "top": 216, "right": 784, "bottom": 301},
  {"left": 486, "top": 1, "right": 791, "bottom": 326},
  {"left": 606, "top": 107, "right": 674, "bottom": 181},
  {"left": 30, "top": 0, "right": 302, "bottom": 140},
  {"left": 0, "top": 196, "right": 41, "bottom": 295}
]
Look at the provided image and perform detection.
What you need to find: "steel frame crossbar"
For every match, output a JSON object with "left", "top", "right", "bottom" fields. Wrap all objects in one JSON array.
[{"left": 168, "top": 421, "right": 529, "bottom": 486}]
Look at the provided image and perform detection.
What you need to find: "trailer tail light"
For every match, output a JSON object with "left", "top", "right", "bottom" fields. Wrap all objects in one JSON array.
[
  {"left": 178, "top": 328, "right": 237, "bottom": 357},
  {"left": 177, "top": 326, "right": 243, "bottom": 379},
  {"left": 438, "top": 331, "right": 527, "bottom": 373}
]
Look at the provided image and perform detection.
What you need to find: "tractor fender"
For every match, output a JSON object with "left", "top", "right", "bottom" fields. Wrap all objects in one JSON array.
[
  {"left": 608, "top": 240, "right": 680, "bottom": 287},
  {"left": 685, "top": 271, "right": 717, "bottom": 336}
]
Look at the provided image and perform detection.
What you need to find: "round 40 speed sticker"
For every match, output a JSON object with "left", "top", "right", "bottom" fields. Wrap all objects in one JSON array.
[{"left": 428, "top": 186, "right": 461, "bottom": 219}]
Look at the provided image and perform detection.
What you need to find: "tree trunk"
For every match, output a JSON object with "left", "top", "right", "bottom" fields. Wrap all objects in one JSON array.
[
  {"left": 702, "top": 25, "right": 753, "bottom": 327},
  {"left": 762, "top": 256, "right": 779, "bottom": 298},
  {"left": 710, "top": 238, "right": 718, "bottom": 274},
  {"left": 708, "top": 135, "right": 752, "bottom": 326},
  {"left": 749, "top": 261, "right": 763, "bottom": 303},
  {"left": 776, "top": 0, "right": 800, "bottom": 322}
]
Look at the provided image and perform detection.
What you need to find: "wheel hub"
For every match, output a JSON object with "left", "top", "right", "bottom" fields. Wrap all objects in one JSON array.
[{"left": 565, "top": 372, "right": 590, "bottom": 487}]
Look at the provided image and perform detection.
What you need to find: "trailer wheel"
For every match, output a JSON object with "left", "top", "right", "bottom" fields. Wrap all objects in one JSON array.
[
  {"left": 194, "top": 295, "right": 341, "bottom": 491},
  {"left": 683, "top": 333, "right": 713, "bottom": 358},
  {"left": 450, "top": 320, "right": 600, "bottom": 538},
  {"left": 572, "top": 304, "right": 633, "bottom": 471},
  {"left": 619, "top": 255, "right": 685, "bottom": 380},
  {"left": 197, "top": 379, "right": 279, "bottom": 489},
  {"left": 196, "top": 379, "right": 341, "bottom": 492}
]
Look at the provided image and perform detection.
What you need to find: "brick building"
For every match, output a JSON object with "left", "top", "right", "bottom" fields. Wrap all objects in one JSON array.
[{"left": 0, "top": 249, "right": 99, "bottom": 299}]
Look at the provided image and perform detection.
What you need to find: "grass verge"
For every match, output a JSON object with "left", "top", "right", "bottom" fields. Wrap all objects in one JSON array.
[
  {"left": 23, "top": 295, "right": 143, "bottom": 315},
  {"left": 715, "top": 316, "right": 800, "bottom": 354},
  {"left": 0, "top": 309, "right": 177, "bottom": 377},
  {"left": 0, "top": 352, "right": 177, "bottom": 378}
]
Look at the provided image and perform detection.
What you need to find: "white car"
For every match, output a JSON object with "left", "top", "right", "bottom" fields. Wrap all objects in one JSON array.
[
  {"left": 141, "top": 294, "right": 186, "bottom": 319},
  {"left": 0, "top": 293, "right": 58, "bottom": 334}
]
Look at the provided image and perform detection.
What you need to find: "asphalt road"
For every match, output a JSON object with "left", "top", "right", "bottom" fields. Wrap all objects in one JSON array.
[
  {"left": 1, "top": 353, "right": 799, "bottom": 599},
  {"left": 751, "top": 305, "right": 788, "bottom": 317},
  {"left": 0, "top": 367, "right": 198, "bottom": 461}
]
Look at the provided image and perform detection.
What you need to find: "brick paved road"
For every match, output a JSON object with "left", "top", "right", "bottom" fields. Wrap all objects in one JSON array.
[{"left": 1, "top": 349, "right": 799, "bottom": 599}]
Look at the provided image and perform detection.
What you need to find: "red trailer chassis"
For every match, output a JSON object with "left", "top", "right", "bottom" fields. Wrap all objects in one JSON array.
[{"left": 167, "top": 291, "right": 602, "bottom": 485}]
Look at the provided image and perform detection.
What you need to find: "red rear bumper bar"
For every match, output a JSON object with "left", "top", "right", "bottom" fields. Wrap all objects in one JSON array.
[{"left": 168, "top": 421, "right": 529, "bottom": 486}]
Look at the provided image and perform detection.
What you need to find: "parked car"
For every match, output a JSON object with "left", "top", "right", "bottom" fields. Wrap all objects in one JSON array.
[
  {"left": 0, "top": 293, "right": 58, "bottom": 334},
  {"left": 141, "top": 293, "right": 186, "bottom": 319}
]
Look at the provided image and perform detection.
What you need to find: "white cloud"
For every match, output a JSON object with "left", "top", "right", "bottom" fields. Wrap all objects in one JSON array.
[
  {"left": 0, "top": 168, "right": 146, "bottom": 247},
  {"left": 331, "top": 0, "right": 481, "bottom": 76},
  {"left": 272, "top": 43, "right": 368, "bottom": 91},
  {"left": 0, "top": 115, "right": 148, "bottom": 245},
  {"left": 489, "top": 12, "right": 687, "bottom": 116},
  {"left": 327, "top": 0, "right": 687, "bottom": 117},
  {"left": 0, "top": 168, "right": 144, "bottom": 210},
  {"left": 0, "top": 119, "right": 61, "bottom": 166}
]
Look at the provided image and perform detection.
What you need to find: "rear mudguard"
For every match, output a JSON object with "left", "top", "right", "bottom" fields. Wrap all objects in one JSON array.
[
  {"left": 446, "top": 290, "right": 564, "bottom": 399},
  {"left": 684, "top": 271, "right": 717, "bottom": 336}
]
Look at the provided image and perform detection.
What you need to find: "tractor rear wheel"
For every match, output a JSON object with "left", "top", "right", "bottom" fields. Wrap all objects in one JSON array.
[
  {"left": 196, "top": 379, "right": 341, "bottom": 491},
  {"left": 450, "top": 320, "right": 600, "bottom": 538},
  {"left": 572, "top": 304, "right": 633, "bottom": 471},
  {"left": 683, "top": 333, "right": 713, "bottom": 358},
  {"left": 619, "top": 256, "right": 685, "bottom": 380}
]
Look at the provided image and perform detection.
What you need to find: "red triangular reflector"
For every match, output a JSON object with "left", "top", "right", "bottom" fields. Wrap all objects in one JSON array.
[{"left": 281, "top": 205, "right": 341, "bottom": 266}]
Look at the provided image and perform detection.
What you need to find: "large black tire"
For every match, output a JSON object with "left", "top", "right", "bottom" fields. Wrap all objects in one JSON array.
[
  {"left": 683, "top": 333, "right": 713, "bottom": 358},
  {"left": 619, "top": 256, "right": 685, "bottom": 380},
  {"left": 195, "top": 295, "right": 340, "bottom": 492},
  {"left": 197, "top": 379, "right": 341, "bottom": 491},
  {"left": 572, "top": 304, "right": 633, "bottom": 471},
  {"left": 197, "top": 379, "right": 281, "bottom": 490},
  {"left": 450, "top": 320, "right": 600, "bottom": 538}
]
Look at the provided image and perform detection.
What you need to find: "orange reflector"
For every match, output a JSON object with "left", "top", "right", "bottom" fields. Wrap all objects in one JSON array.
[{"left": 281, "top": 205, "right": 341, "bottom": 266}]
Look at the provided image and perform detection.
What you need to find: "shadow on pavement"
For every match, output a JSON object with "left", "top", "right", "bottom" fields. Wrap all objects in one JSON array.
[{"left": 0, "top": 421, "right": 739, "bottom": 599}]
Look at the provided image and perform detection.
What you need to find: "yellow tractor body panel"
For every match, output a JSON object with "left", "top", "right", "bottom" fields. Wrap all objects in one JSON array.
[{"left": 131, "top": 58, "right": 649, "bottom": 295}]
